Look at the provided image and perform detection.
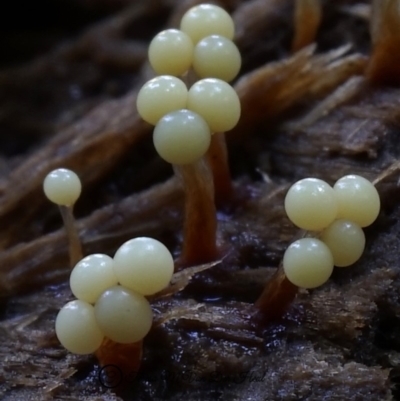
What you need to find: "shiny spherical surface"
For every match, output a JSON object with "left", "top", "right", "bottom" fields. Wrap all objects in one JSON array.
[
  {"left": 137, "top": 76, "right": 188, "bottom": 125},
  {"left": 187, "top": 78, "right": 240, "bottom": 132},
  {"left": 180, "top": 4, "right": 234, "bottom": 44},
  {"left": 113, "top": 237, "right": 174, "bottom": 295},
  {"left": 283, "top": 238, "right": 334, "bottom": 289},
  {"left": 321, "top": 219, "right": 365, "bottom": 267},
  {"left": 193, "top": 35, "right": 241, "bottom": 82},
  {"left": 153, "top": 109, "right": 211, "bottom": 165},
  {"left": 43, "top": 168, "right": 81, "bottom": 206},
  {"left": 70, "top": 254, "right": 118, "bottom": 303},
  {"left": 284, "top": 178, "right": 338, "bottom": 231},
  {"left": 333, "top": 175, "right": 380, "bottom": 227},
  {"left": 149, "top": 29, "right": 194, "bottom": 76},
  {"left": 55, "top": 300, "right": 104, "bottom": 354},
  {"left": 94, "top": 286, "right": 153, "bottom": 344}
]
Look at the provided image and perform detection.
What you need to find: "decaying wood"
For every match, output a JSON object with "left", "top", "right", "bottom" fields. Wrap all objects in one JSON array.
[{"left": 1, "top": 1, "right": 400, "bottom": 400}]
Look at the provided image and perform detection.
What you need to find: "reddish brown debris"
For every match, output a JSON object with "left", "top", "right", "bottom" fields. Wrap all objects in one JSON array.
[
  {"left": 291, "top": 0, "right": 322, "bottom": 52},
  {"left": 367, "top": 0, "right": 400, "bottom": 85}
]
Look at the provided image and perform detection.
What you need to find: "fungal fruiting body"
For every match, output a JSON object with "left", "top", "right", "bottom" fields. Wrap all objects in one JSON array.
[
  {"left": 333, "top": 175, "right": 380, "bottom": 227},
  {"left": 56, "top": 284, "right": 152, "bottom": 354},
  {"left": 136, "top": 76, "right": 188, "bottom": 125},
  {"left": 55, "top": 300, "right": 104, "bottom": 355},
  {"left": 56, "top": 237, "right": 174, "bottom": 354},
  {"left": 193, "top": 35, "right": 241, "bottom": 82},
  {"left": 149, "top": 29, "right": 194, "bottom": 76},
  {"left": 181, "top": 4, "right": 241, "bottom": 206},
  {"left": 180, "top": 3, "right": 234, "bottom": 44},
  {"left": 137, "top": 82, "right": 217, "bottom": 265},
  {"left": 140, "top": 2, "right": 242, "bottom": 262},
  {"left": 139, "top": 3, "right": 241, "bottom": 212},
  {"left": 113, "top": 237, "right": 174, "bottom": 295},
  {"left": 137, "top": 5, "right": 241, "bottom": 264},
  {"left": 70, "top": 254, "right": 118, "bottom": 303},
  {"left": 282, "top": 175, "right": 380, "bottom": 289},
  {"left": 187, "top": 78, "right": 241, "bottom": 133},
  {"left": 255, "top": 174, "right": 380, "bottom": 319},
  {"left": 186, "top": 78, "right": 241, "bottom": 207},
  {"left": 284, "top": 177, "right": 338, "bottom": 231},
  {"left": 43, "top": 168, "right": 82, "bottom": 206},
  {"left": 94, "top": 285, "right": 153, "bottom": 344},
  {"left": 153, "top": 109, "right": 211, "bottom": 165},
  {"left": 43, "top": 168, "right": 83, "bottom": 267},
  {"left": 283, "top": 238, "right": 334, "bottom": 289},
  {"left": 320, "top": 219, "right": 365, "bottom": 267}
]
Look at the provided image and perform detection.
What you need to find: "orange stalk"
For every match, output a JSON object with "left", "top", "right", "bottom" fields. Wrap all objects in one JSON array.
[
  {"left": 206, "top": 133, "right": 234, "bottom": 208},
  {"left": 255, "top": 265, "right": 298, "bottom": 322},
  {"left": 174, "top": 159, "right": 219, "bottom": 267}
]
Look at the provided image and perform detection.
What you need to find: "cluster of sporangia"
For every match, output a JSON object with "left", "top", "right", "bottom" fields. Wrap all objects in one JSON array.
[
  {"left": 283, "top": 175, "right": 380, "bottom": 289},
  {"left": 44, "top": 4, "right": 382, "bottom": 356},
  {"left": 45, "top": 2, "right": 243, "bottom": 355},
  {"left": 137, "top": 3, "right": 241, "bottom": 165},
  {"left": 44, "top": 168, "right": 174, "bottom": 354}
]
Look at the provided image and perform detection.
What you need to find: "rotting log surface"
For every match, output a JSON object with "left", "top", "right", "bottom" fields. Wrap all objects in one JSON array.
[{"left": 1, "top": 0, "right": 400, "bottom": 400}]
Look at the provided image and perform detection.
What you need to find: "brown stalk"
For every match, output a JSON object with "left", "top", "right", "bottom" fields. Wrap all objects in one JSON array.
[
  {"left": 59, "top": 205, "right": 83, "bottom": 268},
  {"left": 174, "top": 159, "right": 219, "bottom": 268},
  {"left": 255, "top": 229, "right": 314, "bottom": 322},
  {"left": 95, "top": 338, "right": 143, "bottom": 382},
  {"left": 254, "top": 265, "right": 298, "bottom": 322},
  {"left": 206, "top": 133, "right": 234, "bottom": 208}
]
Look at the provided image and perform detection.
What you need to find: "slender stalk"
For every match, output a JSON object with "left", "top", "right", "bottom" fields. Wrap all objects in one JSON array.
[
  {"left": 174, "top": 158, "right": 219, "bottom": 267},
  {"left": 96, "top": 338, "right": 143, "bottom": 386},
  {"left": 254, "top": 264, "right": 298, "bottom": 322},
  {"left": 59, "top": 205, "right": 83, "bottom": 268},
  {"left": 255, "top": 230, "right": 313, "bottom": 321},
  {"left": 206, "top": 133, "right": 234, "bottom": 207}
]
